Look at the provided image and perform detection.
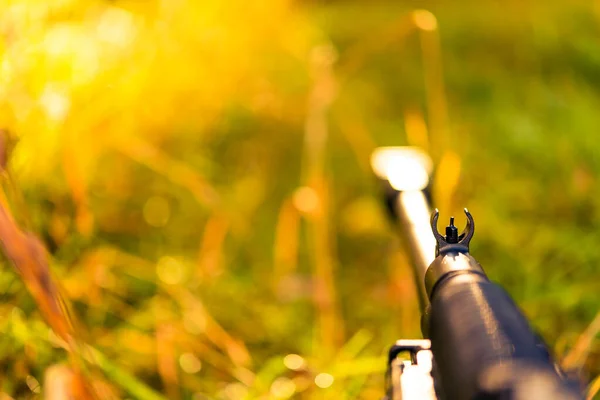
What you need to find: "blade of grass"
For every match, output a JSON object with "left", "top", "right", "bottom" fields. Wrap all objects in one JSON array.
[
  {"left": 331, "top": 99, "right": 377, "bottom": 174},
  {"left": 337, "top": 14, "right": 415, "bottom": 80},
  {"left": 414, "top": 10, "right": 449, "bottom": 160},
  {"left": 334, "top": 329, "right": 373, "bottom": 362},
  {"left": 272, "top": 198, "right": 300, "bottom": 289},
  {"left": 156, "top": 323, "right": 180, "bottom": 400},
  {"left": 90, "top": 347, "right": 168, "bottom": 400},
  {"left": 112, "top": 135, "right": 219, "bottom": 208},
  {"left": 0, "top": 196, "right": 72, "bottom": 341},
  {"left": 586, "top": 374, "right": 600, "bottom": 400},
  {"left": 562, "top": 311, "right": 600, "bottom": 371},
  {"left": 330, "top": 356, "right": 386, "bottom": 378},
  {"left": 44, "top": 364, "right": 97, "bottom": 400},
  {"left": 303, "top": 44, "right": 343, "bottom": 358},
  {"left": 197, "top": 213, "right": 230, "bottom": 279}
]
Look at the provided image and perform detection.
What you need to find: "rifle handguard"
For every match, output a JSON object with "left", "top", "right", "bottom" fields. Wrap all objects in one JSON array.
[{"left": 425, "top": 210, "right": 582, "bottom": 399}]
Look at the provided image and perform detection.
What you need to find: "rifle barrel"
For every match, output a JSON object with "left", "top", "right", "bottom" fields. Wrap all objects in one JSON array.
[
  {"left": 393, "top": 190, "right": 435, "bottom": 312},
  {"left": 370, "top": 147, "right": 435, "bottom": 312}
]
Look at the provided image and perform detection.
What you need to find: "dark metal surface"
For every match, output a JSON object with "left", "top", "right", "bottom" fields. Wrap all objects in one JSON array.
[
  {"left": 424, "top": 251, "right": 488, "bottom": 299},
  {"left": 371, "top": 147, "right": 583, "bottom": 399},
  {"left": 426, "top": 210, "right": 583, "bottom": 400},
  {"left": 429, "top": 278, "right": 582, "bottom": 400},
  {"left": 430, "top": 208, "right": 474, "bottom": 256},
  {"left": 425, "top": 209, "right": 486, "bottom": 300}
]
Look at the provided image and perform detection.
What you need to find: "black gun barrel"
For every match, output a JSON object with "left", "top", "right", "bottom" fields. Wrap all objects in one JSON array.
[
  {"left": 372, "top": 147, "right": 582, "bottom": 399},
  {"left": 426, "top": 249, "right": 582, "bottom": 399},
  {"left": 393, "top": 190, "right": 435, "bottom": 312},
  {"left": 371, "top": 147, "right": 436, "bottom": 312}
]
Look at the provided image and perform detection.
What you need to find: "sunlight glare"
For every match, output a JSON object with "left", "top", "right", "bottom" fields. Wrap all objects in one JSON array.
[
  {"left": 371, "top": 147, "right": 432, "bottom": 191},
  {"left": 39, "top": 86, "right": 70, "bottom": 122}
]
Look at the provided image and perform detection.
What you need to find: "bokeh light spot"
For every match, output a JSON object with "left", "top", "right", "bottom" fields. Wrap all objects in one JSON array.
[
  {"left": 270, "top": 377, "right": 296, "bottom": 399},
  {"left": 39, "top": 85, "right": 70, "bottom": 122},
  {"left": 314, "top": 373, "right": 334, "bottom": 388},
  {"left": 156, "top": 256, "right": 184, "bottom": 285},
  {"left": 220, "top": 383, "right": 248, "bottom": 400},
  {"left": 179, "top": 352, "right": 202, "bottom": 374},
  {"left": 412, "top": 10, "right": 438, "bottom": 31},
  {"left": 283, "top": 354, "right": 306, "bottom": 370},
  {"left": 292, "top": 186, "right": 319, "bottom": 215}
]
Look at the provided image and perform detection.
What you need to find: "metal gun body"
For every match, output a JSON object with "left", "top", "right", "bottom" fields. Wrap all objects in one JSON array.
[
  {"left": 394, "top": 191, "right": 436, "bottom": 312},
  {"left": 372, "top": 147, "right": 583, "bottom": 400}
]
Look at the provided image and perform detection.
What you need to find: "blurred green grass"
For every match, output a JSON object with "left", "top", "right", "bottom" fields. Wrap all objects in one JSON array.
[{"left": 0, "top": 0, "right": 599, "bottom": 398}]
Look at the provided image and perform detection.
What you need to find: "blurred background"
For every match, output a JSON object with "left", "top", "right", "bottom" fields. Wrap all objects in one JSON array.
[{"left": 0, "top": 0, "right": 599, "bottom": 398}]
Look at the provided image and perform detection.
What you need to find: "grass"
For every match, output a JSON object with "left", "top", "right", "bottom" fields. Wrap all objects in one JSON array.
[{"left": 0, "top": 0, "right": 598, "bottom": 398}]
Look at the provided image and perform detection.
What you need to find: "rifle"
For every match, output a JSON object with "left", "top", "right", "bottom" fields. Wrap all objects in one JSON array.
[{"left": 371, "top": 147, "right": 584, "bottom": 400}]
